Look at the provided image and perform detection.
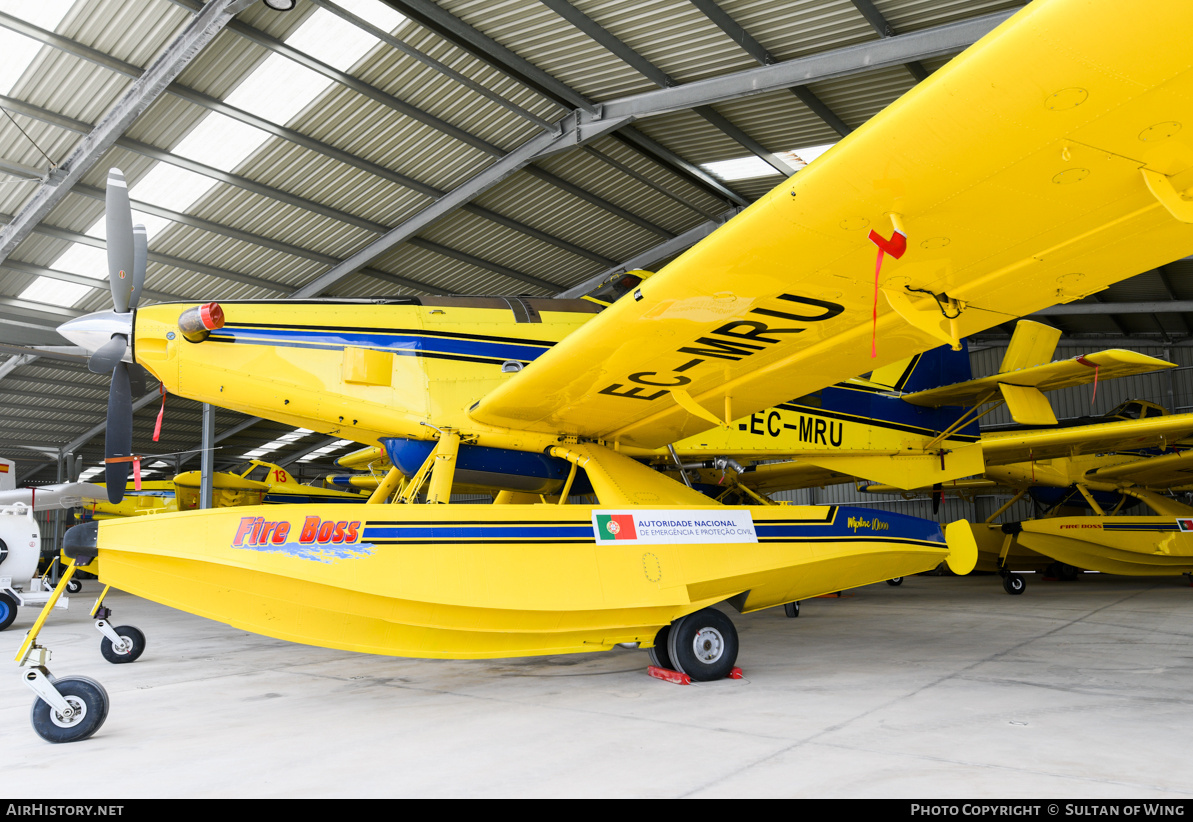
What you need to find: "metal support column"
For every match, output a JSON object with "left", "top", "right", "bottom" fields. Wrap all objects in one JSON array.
[{"left": 200, "top": 404, "right": 215, "bottom": 509}]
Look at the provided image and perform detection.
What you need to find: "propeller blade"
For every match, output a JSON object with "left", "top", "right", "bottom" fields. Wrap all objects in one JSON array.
[
  {"left": 87, "top": 333, "right": 128, "bottom": 374},
  {"left": 106, "top": 169, "right": 134, "bottom": 314},
  {"left": 130, "top": 224, "right": 147, "bottom": 310},
  {"left": 931, "top": 483, "right": 943, "bottom": 516},
  {"left": 105, "top": 361, "right": 133, "bottom": 504},
  {"left": 128, "top": 363, "right": 150, "bottom": 396}
]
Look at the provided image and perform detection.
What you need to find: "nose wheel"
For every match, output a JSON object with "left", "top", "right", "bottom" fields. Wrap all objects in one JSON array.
[{"left": 26, "top": 670, "right": 109, "bottom": 744}]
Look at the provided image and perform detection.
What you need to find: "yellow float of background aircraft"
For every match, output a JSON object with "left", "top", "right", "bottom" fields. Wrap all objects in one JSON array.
[
  {"left": 961, "top": 412, "right": 1193, "bottom": 593},
  {"left": 20, "top": 0, "right": 1193, "bottom": 743}
]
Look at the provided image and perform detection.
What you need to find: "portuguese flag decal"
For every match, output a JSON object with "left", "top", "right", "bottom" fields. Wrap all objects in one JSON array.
[{"left": 595, "top": 513, "right": 637, "bottom": 541}]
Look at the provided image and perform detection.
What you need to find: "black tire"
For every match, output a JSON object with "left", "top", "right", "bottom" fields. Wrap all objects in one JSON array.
[
  {"left": 647, "top": 624, "right": 674, "bottom": 670},
  {"left": 666, "top": 608, "right": 739, "bottom": 682},
  {"left": 65, "top": 579, "right": 82, "bottom": 595},
  {"left": 887, "top": 577, "right": 904, "bottom": 587},
  {"left": 100, "top": 625, "right": 146, "bottom": 664},
  {"left": 0, "top": 591, "right": 16, "bottom": 631},
  {"left": 30, "top": 676, "right": 109, "bottom": 743},
  {"left": 784, "top": 601, "right": 800, "bottom": 618},
  {"left": 1003, "top": 573, "right": 1026, "bottom": 595}
]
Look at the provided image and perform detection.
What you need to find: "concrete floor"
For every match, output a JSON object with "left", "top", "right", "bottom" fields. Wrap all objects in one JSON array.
[{"left": 2, "top": 573, "right": 1192, "bottom": 798}]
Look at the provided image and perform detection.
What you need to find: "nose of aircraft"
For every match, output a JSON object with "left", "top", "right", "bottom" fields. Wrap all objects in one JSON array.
[{"left": 57, "top": 310, "right": 134, "bottom": 368}]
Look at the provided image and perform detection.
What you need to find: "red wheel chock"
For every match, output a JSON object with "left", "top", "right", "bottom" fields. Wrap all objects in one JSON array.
[{"left": 647, "top": 665, "right": 743, "bottom": 684}]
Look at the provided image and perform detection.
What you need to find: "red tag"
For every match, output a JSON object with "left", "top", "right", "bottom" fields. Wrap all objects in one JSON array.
[
  {"left": 868, "top": 228, "right": 907, "bottom": 259},
  {"left": 153, "top": 384, "right": 166, "bottom": 442},
  {"left": 867, "top": 229, "right": 907, "bottom": 358},
  {"left": 133, "top": 456, "right": 142, "bottom": 491}
]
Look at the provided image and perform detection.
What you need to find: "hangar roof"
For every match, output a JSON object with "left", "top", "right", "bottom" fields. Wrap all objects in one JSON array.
[{"left": 0, "top": 0, "right": 1187, "bottom": 485}]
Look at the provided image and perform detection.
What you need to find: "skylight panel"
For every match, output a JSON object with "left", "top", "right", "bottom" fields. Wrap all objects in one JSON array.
[
  {"left": 170, "top": 113, "right": 270, "bottom": 174},
  {"left": 19, "top": 278, "right": 91, "bottom": 306},
  {"left": 334, "top": 0, "right": 408, "bottom": 38},
  {"left": 288, "top": 6, "right": 384, "bottom": 72},
  {"left": 19, "top": 239, "right": 104, "bottom": 306},
  {"left": 225, "top": 52, "right": 332, "bottom": 127},
  {"left": 129, "top": 163, "right": 224, "bottom": 215},
  {"left": 0, "top": 0, "right": 73, "bottom": 95},
  {"left": 702, "top": 156, "right": 779, "bottom": 182},
  {"left": 48, "top": 243, "right": 107, "bottom": 280},
  {"left": 298, "top": 439, "right": 354, "bottom": 462},
  {"left": 701, "top": 143, "right": 839, "bottom": 182}
]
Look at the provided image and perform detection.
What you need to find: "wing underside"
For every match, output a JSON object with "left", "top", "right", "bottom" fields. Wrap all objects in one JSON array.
[
  {"left": 469, "top": 0, "right": 1193, "bottom": 450},
  {"left": 981, "top": 416, "right": 1193, "bottom": 467}
]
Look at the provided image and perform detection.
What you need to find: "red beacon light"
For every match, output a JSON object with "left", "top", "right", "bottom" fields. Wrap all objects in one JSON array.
[{"left": 178, "top": 302, "right": 225, "bottom": 343}]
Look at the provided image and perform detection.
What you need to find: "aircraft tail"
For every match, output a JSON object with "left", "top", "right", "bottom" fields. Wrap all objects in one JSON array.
[{"left": 869, "top": 340, "right": 973, "bottom": 394}]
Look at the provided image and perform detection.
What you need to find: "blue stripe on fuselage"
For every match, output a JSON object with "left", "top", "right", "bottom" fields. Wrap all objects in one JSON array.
[{"left": 210, "top": 326, "right": 552, "bottom": 363}]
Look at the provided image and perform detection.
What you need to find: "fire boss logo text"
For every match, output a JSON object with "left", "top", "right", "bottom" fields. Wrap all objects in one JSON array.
[{"left": 233, "top": 515, "right": 362, "bottom": 547}]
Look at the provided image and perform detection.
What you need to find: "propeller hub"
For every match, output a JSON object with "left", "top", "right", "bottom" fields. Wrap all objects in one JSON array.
[{"left": 57, "top": 310, "right": 133, "bottom": 359}]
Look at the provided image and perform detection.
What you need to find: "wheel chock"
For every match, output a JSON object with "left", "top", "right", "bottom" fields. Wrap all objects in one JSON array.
[
  {"left": 647, "top": 665, "right": 744, "bottom": 684},
  {"left": 648, "top": 665, "right": 691, "bottom": 685}
]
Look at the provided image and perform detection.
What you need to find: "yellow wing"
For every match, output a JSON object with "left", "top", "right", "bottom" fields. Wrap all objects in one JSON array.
[
  {"left": 981, "top": 416, "right": 1193, "bottom": 467},
  {"left": 899, "top": 351, "right": 1175, "bottom": 409},
  {"left": 1085, "top": 449, "right": 1193, "bottom": 490},
  {"left": 470, "top": 0, "right": 1193, "bottom": 449}
]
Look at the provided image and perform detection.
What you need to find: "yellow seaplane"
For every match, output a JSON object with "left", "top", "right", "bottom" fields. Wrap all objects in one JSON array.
[
  {"left": 19, "top": 0, "right": 1193, "bottom": 742},
  {"left": 956, "top": 409, "right": 1193, "bottom": 593}
]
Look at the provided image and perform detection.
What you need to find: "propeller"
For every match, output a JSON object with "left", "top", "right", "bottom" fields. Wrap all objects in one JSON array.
[
  {"left": 931, "top": 482, "right": 943, "bottom": 517},
  {"left": 89, "top": 169, "right": 147, "bottom": 504}
]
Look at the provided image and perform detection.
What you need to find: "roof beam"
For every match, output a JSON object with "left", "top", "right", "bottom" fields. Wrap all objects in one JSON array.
[
  {"left": 600, "top": 10, "right": 1015, "bottom": 121},
  {"left": 382, "top": 0, "right": 747, "bottom": 208},
  {"left": 292, "top": 112, "right": 632, "bottom": 297},
  {"left": 558, "top": 208, "right": 740, "bottom": 299},
  {"left": 849, "top": 0, "right": 932, "bottom": 82},
  {"left": 542, "top": 0, "right": 799, "bottom": 176},
  {"left": 170, "top": 0, "right": 504, "bottom": 159},
  {"left": 309, "top": 0, "right": 554, "bottom": 130},
  {"left": 0, "top": 95, "right": 614, "bottom": 270},
  {"left": 380, "top": 0, "right": 595, "bottom": 114},
  {"left": 0, "top": 42, "right": 622, "bottom": 276},
  {"left": 689, "top": 0, "right": 853, "bottom": 137},
  {"left": 291, "top": 11, "right": 1012, "bottom": 296},
  {"left": 0, "top": 0, "right": 244, "bottom": 265}
]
